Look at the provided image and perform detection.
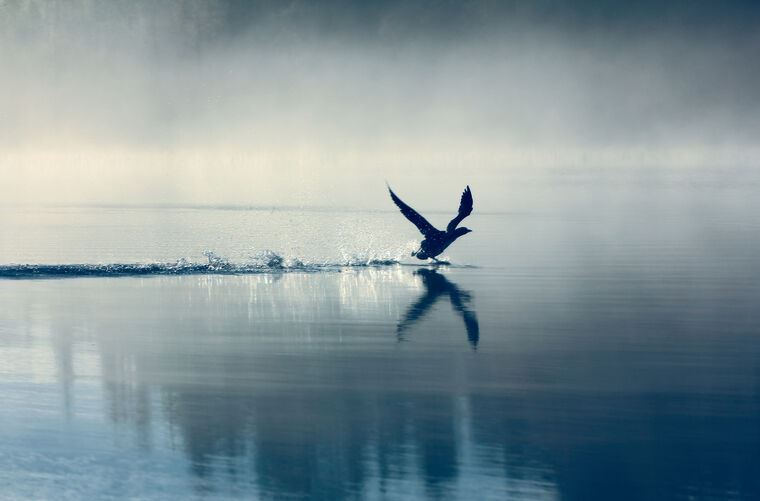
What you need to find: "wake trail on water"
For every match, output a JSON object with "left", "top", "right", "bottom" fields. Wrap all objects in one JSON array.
[{"left": 0, "top": 250, "right": 407, "bottom": 279}]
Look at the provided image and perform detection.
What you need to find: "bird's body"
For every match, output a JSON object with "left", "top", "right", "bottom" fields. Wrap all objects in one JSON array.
[
  {"left": 413, "top": 226, "right": 471, "bottom": 261},
  {"left": 388, "top": 185, "right": 473, "bottom": 261}
]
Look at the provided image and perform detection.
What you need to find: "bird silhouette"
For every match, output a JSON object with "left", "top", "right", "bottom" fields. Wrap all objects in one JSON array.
[
  {"left": 388, "top": 185, "right": 473, "bottom": 262},
  {"left": 396, "top": 269, "right": 480, "bottom": 349}
]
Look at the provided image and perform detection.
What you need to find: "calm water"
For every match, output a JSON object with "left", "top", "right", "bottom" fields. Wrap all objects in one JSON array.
[{"left": 1, "top": 170, "right": 759, "bottom": 500}]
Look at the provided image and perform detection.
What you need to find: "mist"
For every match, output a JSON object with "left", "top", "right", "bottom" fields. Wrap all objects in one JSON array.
[{"left": 2, "top": 0, "right": 759, "bottom": 208}]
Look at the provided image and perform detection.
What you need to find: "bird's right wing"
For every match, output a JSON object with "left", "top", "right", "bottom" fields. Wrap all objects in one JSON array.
[
  {"left": 388, "top": 186, "right": 438, "bottom": 237},
  {"left": 446, "top": 186, "right": 473, "bottom": 232}
]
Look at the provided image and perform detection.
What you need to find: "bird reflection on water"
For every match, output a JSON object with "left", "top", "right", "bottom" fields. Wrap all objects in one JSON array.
[{"left": 397, "top": 268, "right": 480, "bottom": 348}]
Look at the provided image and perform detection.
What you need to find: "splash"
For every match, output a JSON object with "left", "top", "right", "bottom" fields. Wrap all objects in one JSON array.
[{"left": 337, "top": 240, "right": 418, "bottom": 267}]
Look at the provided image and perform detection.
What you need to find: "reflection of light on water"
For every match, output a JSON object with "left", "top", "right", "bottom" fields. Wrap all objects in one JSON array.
[
  {"left": 140, "top": 268, "right": 421, "bottom": 329},
  {"left": 337, "top": 266, "right": 418, "bottom": 316},
  {"left": 356, "top": 394, "right": 560, "bottom": 500}
]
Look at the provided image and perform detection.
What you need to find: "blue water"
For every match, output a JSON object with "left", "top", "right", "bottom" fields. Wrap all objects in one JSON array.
[{"left": 1, "top": 172, "right": 759, "bottom": 500}]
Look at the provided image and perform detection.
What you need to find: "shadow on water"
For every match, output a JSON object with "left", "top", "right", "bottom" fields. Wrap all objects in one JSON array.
[{"left": 397, "top": 269, "right": 480, "bottom": 349}]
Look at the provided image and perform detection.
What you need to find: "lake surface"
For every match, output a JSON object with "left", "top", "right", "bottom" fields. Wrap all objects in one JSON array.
[{"left": 1, "top": 169, "right": 759, "bottom": 499}]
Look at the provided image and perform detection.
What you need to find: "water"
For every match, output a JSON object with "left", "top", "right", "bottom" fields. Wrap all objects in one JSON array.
[{"left": 1, "top": 169, "right": 759, "bottom": 500}]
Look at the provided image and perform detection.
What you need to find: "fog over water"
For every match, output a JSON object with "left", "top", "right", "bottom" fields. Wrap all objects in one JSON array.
[
  {"left": 2, "top": 4, "right": 760, "bottom": 499},
  {"left": 2, "top": 0, "right": 759, "bottom": 207}
]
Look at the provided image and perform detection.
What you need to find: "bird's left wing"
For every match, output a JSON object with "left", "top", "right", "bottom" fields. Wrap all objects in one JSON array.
[
  {"left": 447, "top": 186, "right": 473, "bottom": 232},
  {"left": 388, "top": 186, "right": 438, "bottom": 237}
]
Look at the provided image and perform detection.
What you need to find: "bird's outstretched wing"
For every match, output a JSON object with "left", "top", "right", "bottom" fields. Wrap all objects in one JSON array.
[
  {"left": 388, "top": 186, "right": 438, "bottom": 237},
  {"left": 447, "top": 186, "right": 473, "bottom": 232}
]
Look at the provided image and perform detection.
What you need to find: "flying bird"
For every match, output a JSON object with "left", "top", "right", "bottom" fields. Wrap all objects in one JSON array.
[{"left": 388, "top": 184, "right": 473, "bottom": 262}]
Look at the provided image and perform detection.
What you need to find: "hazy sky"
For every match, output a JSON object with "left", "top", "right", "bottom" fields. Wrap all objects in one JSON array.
[{"left": 1, "top": 0, "right": 759, "bottom": 207}]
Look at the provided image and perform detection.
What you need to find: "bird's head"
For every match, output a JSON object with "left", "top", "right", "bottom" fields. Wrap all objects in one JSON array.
[{"left": 455, "top": 227, "right": 473, "bottom": 237}]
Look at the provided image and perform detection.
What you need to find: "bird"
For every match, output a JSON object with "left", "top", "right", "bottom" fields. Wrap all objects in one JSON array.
[{"left": 387, "top": 184, "right": 473, "bottom": 263}]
